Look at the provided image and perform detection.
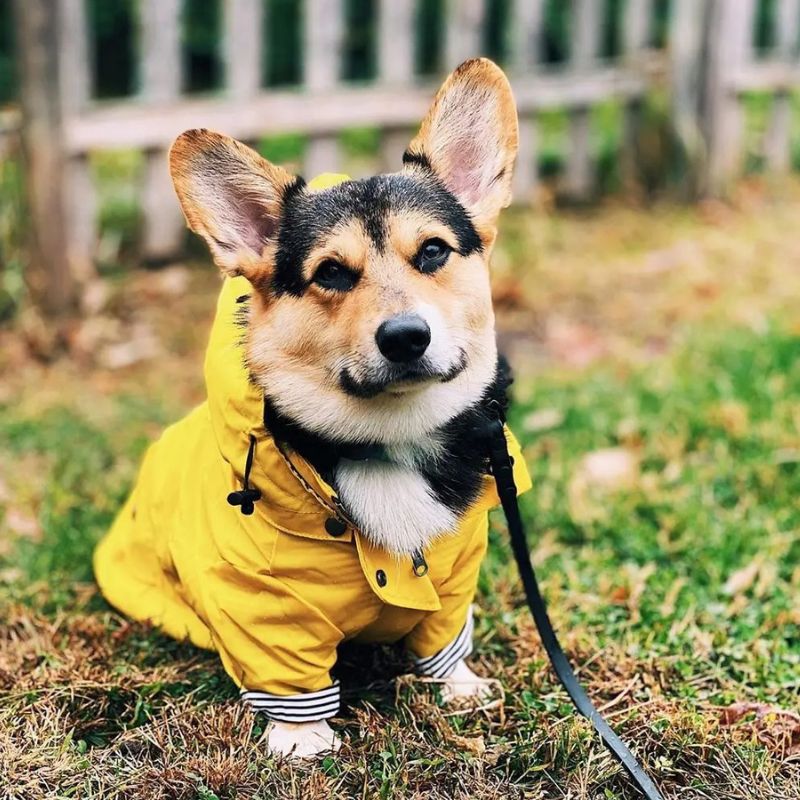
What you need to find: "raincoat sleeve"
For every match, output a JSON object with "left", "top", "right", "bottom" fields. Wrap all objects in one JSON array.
[
  {"left": 403, "top": 510, "right": 488, "bottom": 678},
  {"left": 201, "top": 560, "right": 346, "bottom": 722}
]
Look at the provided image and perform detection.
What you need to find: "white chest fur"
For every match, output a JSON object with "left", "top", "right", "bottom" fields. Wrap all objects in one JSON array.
[{"left": 333, "top": 449, "right": 457, "bottom": 556}]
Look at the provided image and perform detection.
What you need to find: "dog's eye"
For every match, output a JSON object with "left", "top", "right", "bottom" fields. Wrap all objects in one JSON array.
[
  {"left": 312, "top": 260, "right": 358, "bottom": 292},
  {"left": 415, "top": 238, "right": 452, "bottom": 274}
]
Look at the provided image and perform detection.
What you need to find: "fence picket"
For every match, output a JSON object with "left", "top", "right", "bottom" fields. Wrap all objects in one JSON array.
[
  {"left": 670, "top": 0, "right": 708, "bottom": 196},
  {"left": 140, "top": 0, "right": 184, "bottom": 261},
  {"left": 623, "top": 0, "right": 652, "bottom": 55},
  {"left": 445, "top": 0, "right": 484, "bottom": 70},
  {"left": 59, "top": 0, "right": 96, "bottom": 282},
  {"left": 224, "top": 0, "right": 264, "bottom": 100},
  {"left": 15, "top": 0, "right": 75, "bottom": 315},
  {"left": 705, "top": 0, "right": 757, "bottom": 194},
  {"left": 765, "top": 0, "right": 800, "bottom": 171},
  {"left": 566, "top": 0, "right": 602, "bottom": 199},
  {"left": 378, "top": 0, "right": 415, "bottom": 171},
  {"left": 510, "top": 0, "right": 544, "bottom": 201},
  {"left": 621, "top": 0, "right": 652, "bottom": 194},
  {"left": 304, "top": 0, "right": 344, "bottom": 177}
]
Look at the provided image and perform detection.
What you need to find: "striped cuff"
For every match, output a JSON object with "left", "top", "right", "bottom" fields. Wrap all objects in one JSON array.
[
  {"left": 414, "top": 610, "right": 475, "bottom": 679},
  {"left": 240, "top": 681, "right": 340, "bottom": 722}
]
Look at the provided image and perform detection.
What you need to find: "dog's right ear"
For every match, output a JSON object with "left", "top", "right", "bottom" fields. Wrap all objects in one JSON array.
[{"left": 169, "top": 129, "right": 299, "bottom": 281}]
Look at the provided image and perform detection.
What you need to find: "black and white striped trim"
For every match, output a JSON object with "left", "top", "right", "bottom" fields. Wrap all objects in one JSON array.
[
  {"left": 240, "top": 681, "right": 340, "bottom": 722},
  {"left": 414, "top": 609, "right": 474, "bottom": 679}
]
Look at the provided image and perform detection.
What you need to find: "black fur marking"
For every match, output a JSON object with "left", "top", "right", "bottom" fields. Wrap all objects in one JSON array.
[
  {"left": 419, "top": 357, "right": 513, "bottom": 514},
  {"left": 282, "top": 175, "right": 307, "bottom": 203},
  {"left": 270, "top": 174, "right": 482, "bottom": 298},
  {"left": 402, "top": 150, "right": 432, "bottom": 170},
  {"left": 262, "top": 355, "right": 512, "bottom": 518}
]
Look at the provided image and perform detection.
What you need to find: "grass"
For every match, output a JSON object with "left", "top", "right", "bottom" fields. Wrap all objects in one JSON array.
[{"left": 2, "top": 194, "right": 800, "bottom": 798}]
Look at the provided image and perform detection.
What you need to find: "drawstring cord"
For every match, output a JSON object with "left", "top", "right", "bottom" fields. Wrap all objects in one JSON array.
[{"left": 227, "top": 434, "right": 262, "bottom": 516}]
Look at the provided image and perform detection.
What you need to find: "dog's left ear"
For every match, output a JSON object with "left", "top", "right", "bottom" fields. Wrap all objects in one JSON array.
[{"left": 405, "top": 58, "right": 518, "bottom": 232}]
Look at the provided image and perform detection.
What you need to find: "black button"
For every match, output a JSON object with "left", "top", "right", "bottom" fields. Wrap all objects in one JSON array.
[
  {"left": 325, "top": 517, "right": 347, "bottom": 537},
  {"left": 375, "top": 569, "right": 387, "bottom": 587}
]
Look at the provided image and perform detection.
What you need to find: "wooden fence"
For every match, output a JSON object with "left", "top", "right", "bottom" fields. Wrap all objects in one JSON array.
[{"left": 8, "top": 0, "right": 800, "bottom": 315}]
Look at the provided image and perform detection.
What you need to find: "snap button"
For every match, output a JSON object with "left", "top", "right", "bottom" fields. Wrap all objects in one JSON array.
[
  {"left": 325, "top": 517, "right": 347, "bottom": 537},
  {"left": 375, "top": 569, "right": 387, "bottom": 587}
]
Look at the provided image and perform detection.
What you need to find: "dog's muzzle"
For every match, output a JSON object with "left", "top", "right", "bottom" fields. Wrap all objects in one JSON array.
[{"left": 339, "top": 350, "right": 468, "bottom": 399}]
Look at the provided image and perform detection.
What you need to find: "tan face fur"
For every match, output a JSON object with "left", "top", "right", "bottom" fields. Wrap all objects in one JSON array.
[{"left": 170, "top": 58, "right": 519, "bottom": 444}]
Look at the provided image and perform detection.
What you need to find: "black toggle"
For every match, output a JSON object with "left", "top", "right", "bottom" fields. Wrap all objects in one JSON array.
[
  {"left": 227, "top": 488, "right": 261, "bottom": 515},
  {"left": 228, "top": 434, "right": 262, "bottom": 516}
]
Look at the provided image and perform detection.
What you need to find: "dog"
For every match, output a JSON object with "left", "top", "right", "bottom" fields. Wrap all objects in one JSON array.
[{"left": 93, "top": 58, "right": 531, "bottom": 758}]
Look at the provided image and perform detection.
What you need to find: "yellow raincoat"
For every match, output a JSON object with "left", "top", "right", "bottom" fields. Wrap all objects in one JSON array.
[{"left": 94, "top": 174, "right": 531, "bottom": 721}]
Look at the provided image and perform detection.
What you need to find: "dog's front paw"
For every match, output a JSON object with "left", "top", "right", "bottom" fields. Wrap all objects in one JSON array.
[
  {"left": 267, "top": 719, "right": 342, "bottom": 759},
  {"left": 441, "top": 659, "right": 495, "bottom": 705}
]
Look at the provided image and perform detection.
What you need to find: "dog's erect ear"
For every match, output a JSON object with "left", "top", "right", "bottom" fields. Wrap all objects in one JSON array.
[
  {"left": 169, "top": 129, "right": 298, "bottom": 280},
  {"left": 405, "top": 58, "right": 518, "bottom": 230}
]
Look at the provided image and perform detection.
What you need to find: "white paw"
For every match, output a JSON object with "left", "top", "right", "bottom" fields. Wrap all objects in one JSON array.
[
  {"left": 440, "top": 659, "right": 495, "bottom": 705},
  {"left": 267, "top": 719, "right": 342, "bottom": 759}
]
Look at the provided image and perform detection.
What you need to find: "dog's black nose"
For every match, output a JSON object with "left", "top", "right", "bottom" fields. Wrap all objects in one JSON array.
[{"left": 375, "top": 315, "right": 431, "bottom": 362}]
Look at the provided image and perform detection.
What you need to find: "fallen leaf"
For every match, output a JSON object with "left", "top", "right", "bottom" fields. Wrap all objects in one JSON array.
[
  {"left": 522, "top": 407, "right": 565, "bottom": 433},
  {"left": 578, "top": 448, "right": 639, "bottom": 490},
  {"left": 659, "top": 577, "right": 687, "bottom": 616},
  {"left": 447, "top": 733, "right": 486, "bottom": 758},
  {"left": 568, "top": 448, "right": 640, "bottom": 524},
  {"left": 546, "top": 318, "right": 608, "bottom": 367},
  {"left": 2, "top": 508, "right": 41, "bottom": 540},
  {"left": 719, "top": 702, "right": 800, "bottom": 756},
  {"left": 723, "top": 557, "right": 763, "bottom": 597},
  {"left": 98, "top": 323, "right": 161, "bottom": 369},
  {"left": 710, "top": 402, "right": 750, "bottom": 437}
]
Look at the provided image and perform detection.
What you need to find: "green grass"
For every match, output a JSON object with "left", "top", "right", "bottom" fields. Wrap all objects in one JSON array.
[{"left": 1, "top": 316, "right": 798, "bottom": 797}]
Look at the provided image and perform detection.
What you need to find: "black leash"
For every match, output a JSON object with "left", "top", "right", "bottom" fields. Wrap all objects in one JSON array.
[{"left": 484, "top": 417, "right": 665, "bottom": 800}]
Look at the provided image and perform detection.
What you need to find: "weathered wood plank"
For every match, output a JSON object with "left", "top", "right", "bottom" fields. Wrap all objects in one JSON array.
[
  {"left": 445, "top": 0, "right": 484, "bottom": 70},
  {"left": 140, "top": 0, "right": 182, "bottom": 102},
  {"left": 64, "top": 68, "right": 654, "bottom": 154},
  {"left": 765, "top": 0, "right": 800, "bottom": 171},
  {"left": 510, "top": 0, "right": 543, "bottom": 200},
  {"left": 304, "top": 0, "right": 343, "bottom": 177},
  {"left": 669, "top": 0, "right": 709, "bottom": 196},
  {"left": 513, "top": 0, "right": 545, "bottom": 199},
  {"left": 378, "top": 0, "right": 415, "bottom": 171},
  {"left": 14, "top": 0, "right": 76, "bottom": 316},
  {"left": 139, "top": 0, "right": 184, "bottom": 261},
  {"left": 513, "top": 113, "right": 538, "bottom": 203},
  {"left": 64, "top": 153, "right": 97, "bottom": 283},
  {"left": 623, "top": 0, "right": 652, "bottom": 55},
  {"left": 510, "top": 0, "right": 543, "bottom": 72},
  {"left": 58, "top": 0, "right": 92, "bottom": 114},
  {"left": 704, "top": 0, "right": 757, "bottom": 194},
  {"left": 378, "top": 0, "right": 414, "bottom": 84},
  {"left": 565, "top": 0, "right": 603, "bottom": 199},
  {"left": 58, "top": 0, "right": 96, "bottom": 280},
  {"left": 224, "top": 0, "right": 264, "bottom": 99}
]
